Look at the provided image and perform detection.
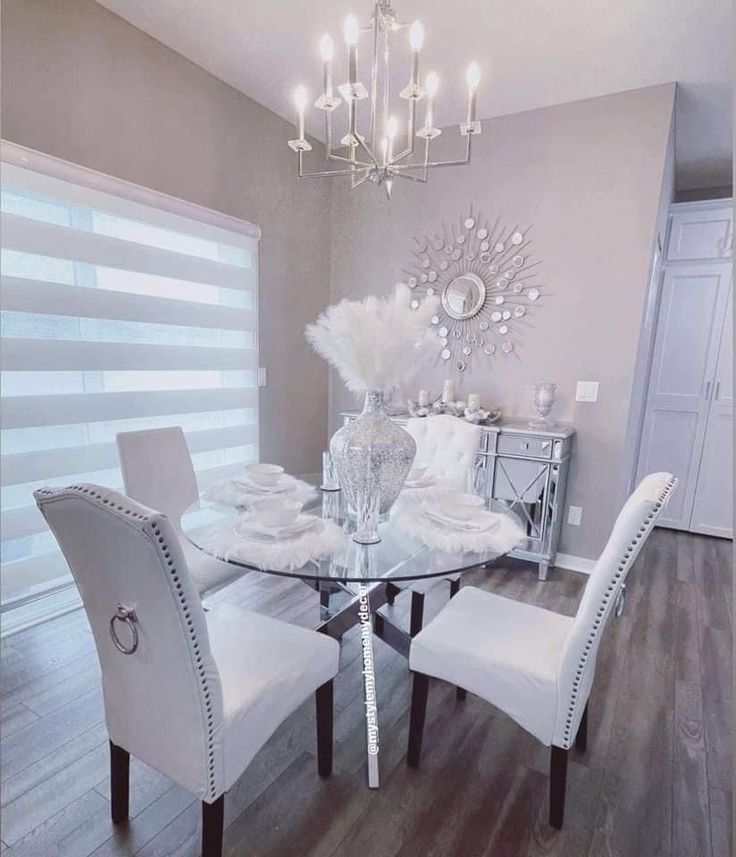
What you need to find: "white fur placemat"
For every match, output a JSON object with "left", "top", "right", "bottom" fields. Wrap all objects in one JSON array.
[
  {"left": 394, "top": 505, "right": 525, "bottom": 555},
  {"left": 198, "top": 515, "right": 347, "bottom": 572},
  {"left": 202, "top": 475, "right": 317, "bottom": 509}
]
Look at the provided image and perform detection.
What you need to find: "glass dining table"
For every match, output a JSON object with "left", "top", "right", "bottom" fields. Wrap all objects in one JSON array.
[{"left": 182, "top": 475, "right": 520, "bottom": 788}]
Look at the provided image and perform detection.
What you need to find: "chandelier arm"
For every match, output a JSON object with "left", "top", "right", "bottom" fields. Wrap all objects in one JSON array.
[
  {"left": 298, "top": 151, "right": 365, "bottom": 178},
  {"left": 393, "top": 169, "right": 427, "bottom": 184},
  {"left": 392, "top": 134, "right": 473, "bottom": 170},
  {"left": 390, "top": 99, "right": 418, "bottom": 164},
  {"left": 351, "top": 168, "right": 373, "bottom": 189},
  {"left": 355, "top": 135, "right": 380, "bottom": 169},
  {"left": 324, "top": 111, "right": 372, "bottom": 166},
  {"left": 369, "top": 6, "right": 380, "bottom": 154}
]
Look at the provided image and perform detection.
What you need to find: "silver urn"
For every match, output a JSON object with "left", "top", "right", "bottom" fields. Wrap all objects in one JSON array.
[{"left": 330, "top": 391, "right": 416, "bottom": 514}]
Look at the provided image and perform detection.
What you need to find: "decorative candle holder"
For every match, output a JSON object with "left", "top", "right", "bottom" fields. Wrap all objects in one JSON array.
[{"left": 529, "top": 382, "right": 557, "bottom": 429}]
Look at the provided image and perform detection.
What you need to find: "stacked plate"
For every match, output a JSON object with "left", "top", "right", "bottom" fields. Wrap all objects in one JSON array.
[
  {"left": 420, "top": 492, "right": 498, "bottom": 533},
  {"left": 235, "top": 514, "right": 323, "bottom": 542}
]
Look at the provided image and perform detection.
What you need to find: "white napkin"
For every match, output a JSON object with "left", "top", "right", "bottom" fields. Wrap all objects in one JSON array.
[{"left": 202, "top": 474, "right": 317, "bottom": 509}]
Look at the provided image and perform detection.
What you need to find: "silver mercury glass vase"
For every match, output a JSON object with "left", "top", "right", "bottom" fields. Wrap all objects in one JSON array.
[{"left": 330, "top": 390, "right": 416, "bottom": 515}]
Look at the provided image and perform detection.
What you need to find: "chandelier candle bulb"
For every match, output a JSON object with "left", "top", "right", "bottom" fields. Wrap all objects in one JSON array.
[
  {"left": 466, "top": 62, "right": 480, "bottom": 125},
  {"left": 344, "top": 16, "right": 360, "bottom": 86},
  {"left": 294, "top": 85, "right": 308, "bottom": 139},
  {"left": 320, "top": 34, "right": 334, "bottom": 99},
  {"left": 409, "top": 21, "right": 424, "bottom": 89}
]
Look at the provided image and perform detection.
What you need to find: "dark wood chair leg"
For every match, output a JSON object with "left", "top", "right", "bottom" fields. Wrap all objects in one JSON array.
[
  {"left": 409, "top": 591, "right": 425, "bottom": 637},
  {"left": 202, "top": 796, "right": 225, "bottom": 857},
  {"left": 109, "top": 741, "right": 129, "bottom": 824},
  {"left": 407, "top": 672, "right": 430, "bottom": 768},
  {"left": 549, "top": 746, "right": 568, "bottom": 829},
  {"left": 319, "top": 587, "right": 330, "bottom": 610},
  {"left": 385, "top": 581, "right": 399, "bottom": 605},
  {"left": 575, "top": 702, "right": 588, "bottom": 753},
  {"left": 315, "top": 679, "right": 334, "bottom": 777}
]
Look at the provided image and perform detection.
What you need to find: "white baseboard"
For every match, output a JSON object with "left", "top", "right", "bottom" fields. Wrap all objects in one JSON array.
[
  {"left": 554, "top": 553, "right": 596, "bottom": 575},
  {"left": 1, "top": 582, "right": 82, "bottom": 637}
]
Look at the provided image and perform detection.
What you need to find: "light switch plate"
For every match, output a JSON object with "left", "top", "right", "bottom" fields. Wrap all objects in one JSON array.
[
  {"left": 567, "top": 505, "right": 583, "bottom": 526},
  {"left": 575, "top": 381, "right": 599, "bottom": 403}
]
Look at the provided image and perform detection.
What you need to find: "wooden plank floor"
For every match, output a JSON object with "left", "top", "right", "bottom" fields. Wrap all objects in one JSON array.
[{"left": 0, "top": 528, "right": 731, "bottom": 857}]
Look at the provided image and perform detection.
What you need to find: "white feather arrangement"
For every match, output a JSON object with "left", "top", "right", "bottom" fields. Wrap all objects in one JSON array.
[{"left": 305, "top": 284, "right": 440, "bottom": 395}]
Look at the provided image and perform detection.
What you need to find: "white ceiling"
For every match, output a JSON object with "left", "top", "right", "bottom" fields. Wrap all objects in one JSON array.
[{"left": 96, "top": 0, "right": 733, "bottom": 190}]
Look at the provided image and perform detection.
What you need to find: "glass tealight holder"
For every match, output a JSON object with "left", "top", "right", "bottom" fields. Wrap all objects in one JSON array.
[
  {"left": 353, "top": 488, "right": 381, "bottom": 545},
  {"left": 529, "top": 382, "right": 557, "bottom": 429},
  {"left": 321, "top": 451, "right": 340, "bottom": 491}
]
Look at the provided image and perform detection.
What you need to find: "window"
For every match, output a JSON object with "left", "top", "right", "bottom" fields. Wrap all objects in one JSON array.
[{"left": 0, "top": 143, "right": 260, "bottom": 604}]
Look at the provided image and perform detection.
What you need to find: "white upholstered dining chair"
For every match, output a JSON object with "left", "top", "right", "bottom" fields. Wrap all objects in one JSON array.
[
  {"left": 117, "top": 426, "right": 241, "bottom": 596},
  {"left": 386, "top": 415, "right": 483, "bottom": 635},
  {"left": 405, "top": 472, "right": 677, "bottom": 829},
  {"left": 34, "top": 484, "right": 340, "bottom": 857}
]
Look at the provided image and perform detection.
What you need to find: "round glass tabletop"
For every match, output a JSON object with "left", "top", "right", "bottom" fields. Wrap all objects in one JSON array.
[{"left": 181, "top": 474, "right": 521, "bottom": 583}]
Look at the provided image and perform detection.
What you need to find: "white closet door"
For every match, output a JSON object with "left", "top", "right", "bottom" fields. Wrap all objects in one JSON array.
[
  {"left": 690, "top": 278, "right": 733, "bottom": 537},
  {"left": 636, "top": 264, "right": 730, "bottom": 529}
]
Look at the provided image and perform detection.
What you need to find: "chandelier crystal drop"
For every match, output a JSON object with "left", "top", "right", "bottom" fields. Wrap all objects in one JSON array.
[{"left": 287, "top": 0, "right": 482, "bottom": 198}]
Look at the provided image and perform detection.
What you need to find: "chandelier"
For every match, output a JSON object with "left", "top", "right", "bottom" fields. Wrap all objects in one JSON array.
[{"left": 287, "top": 0, "right": 482, "bottom": 197}]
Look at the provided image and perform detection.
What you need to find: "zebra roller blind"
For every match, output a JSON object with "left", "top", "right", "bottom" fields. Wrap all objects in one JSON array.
[{"left": 0, "top": 143, "right": 260, "bottom": 602}]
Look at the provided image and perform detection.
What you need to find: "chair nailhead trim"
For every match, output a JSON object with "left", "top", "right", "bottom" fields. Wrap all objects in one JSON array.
[
  {"left": 150, "top": 521, "right": 218, "bottom": 800},
  {"left": 559, "top": 477, "right": 677, "bottom": 749}
]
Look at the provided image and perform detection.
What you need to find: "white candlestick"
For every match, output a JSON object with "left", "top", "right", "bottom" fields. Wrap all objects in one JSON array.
[
  {"left": 320, "top": 34, "right": 334, "bottom": 99},
  {"left": 442, "top": 380, "right": 455, "bottom": 403},
  {"left": 418, "top": 389, "right": 430, "bottom": 407},
  {"left": 467, "top": 393, "right": 481, "bottom": 412}
]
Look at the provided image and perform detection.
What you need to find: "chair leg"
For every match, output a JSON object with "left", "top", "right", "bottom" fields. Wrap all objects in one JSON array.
[
  {"left": 407, "top": 672, "right": 430, "bottom": 768},
  {"left": 448, "top": 579, "right": 466, "bottom": 700},
  {"left": 385, "top": 581, "right": 399, "bottom": 605},
  {"left": 409, "top": 591, "right": 425, "bottom": 637},
  {"left": 315, "top": 679, "right": 334, "bottom": 777},
  {"left": 575, "top": 702, "right": 588, "bottom": 753},
  {"left": 109, "top": 741, "right": 129, "bottom": 824},
  {"left": 202, "top": 796, "right": 225, "bottom": 857},
  {"left": 549, "top": 746, "right": 568, "bottom": 829}
]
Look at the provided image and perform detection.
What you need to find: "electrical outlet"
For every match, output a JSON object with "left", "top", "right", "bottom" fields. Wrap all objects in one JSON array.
[
  {"left": 257, "top": 367, "right": 267, "bottom": 387},
  {"left": 575, "top": 381, "right": 599, "bottom": 403},
  {"left": 567, "top": 505, "right": 583, "bottom": 526}
]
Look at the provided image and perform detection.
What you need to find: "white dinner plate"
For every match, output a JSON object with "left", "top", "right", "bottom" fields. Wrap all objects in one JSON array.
[
  {"left": 235, "top": 514, "right": 321, "bottom": 541},
  {"left": 231, "top": 475, "right": 296, "bottom": 495}
]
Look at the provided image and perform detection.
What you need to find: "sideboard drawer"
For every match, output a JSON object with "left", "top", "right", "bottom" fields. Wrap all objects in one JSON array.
[{"left": 496, "top": 435, "right": 553, "bottom": 459}]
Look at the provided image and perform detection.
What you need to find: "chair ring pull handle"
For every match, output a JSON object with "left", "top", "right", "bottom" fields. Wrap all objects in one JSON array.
[
  {"left": 109, "top": 603, "right": 139, "bottom": 654},
  {"left": 614, "top": 585, "right": 626, "bottom": 619}
]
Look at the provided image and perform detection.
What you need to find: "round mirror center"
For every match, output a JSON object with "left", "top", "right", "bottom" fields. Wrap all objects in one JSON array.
[{"left": 441, "top": 273, "right": 486, "bottom": 320}]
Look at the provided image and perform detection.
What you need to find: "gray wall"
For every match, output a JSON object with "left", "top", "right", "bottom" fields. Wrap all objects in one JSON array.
[
  {"left": 0, "top": 0, "right": 332, "bottom": 474},
  {"left": 329, "top": 85, "right": 676, "bottom": 560},
  {"left": 1, "top": 0, "right": 677, "bottom": 561}
]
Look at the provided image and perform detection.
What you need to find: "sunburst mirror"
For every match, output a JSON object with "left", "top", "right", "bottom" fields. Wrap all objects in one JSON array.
[{"left": 400, "top": 208, "right": 544, "bottom": 371}]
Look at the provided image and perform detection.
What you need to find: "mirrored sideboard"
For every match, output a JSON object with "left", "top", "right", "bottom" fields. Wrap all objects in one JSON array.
[{"left": 341, "top": 412, "right": 576, "bottom": 580}]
